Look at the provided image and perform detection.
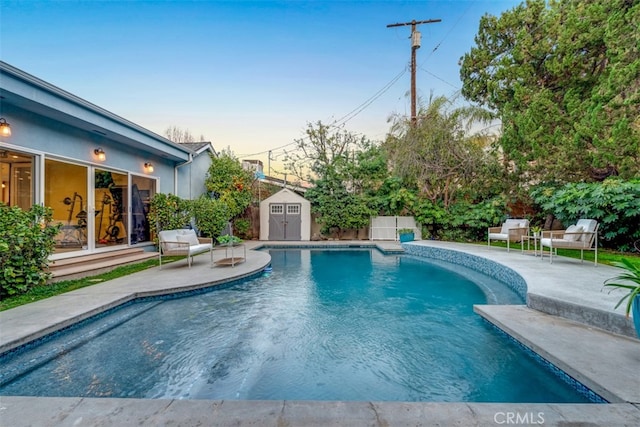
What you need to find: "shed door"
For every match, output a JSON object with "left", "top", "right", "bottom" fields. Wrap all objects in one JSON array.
[
  {"left": 285, "top": 203, "right": 301, "bottom": 240},
  {"left": 268, "top": 203, "right": 301, "bottom": 240},
  {"left": 269, "top": 204, "right": 285, "bottom": 240}
]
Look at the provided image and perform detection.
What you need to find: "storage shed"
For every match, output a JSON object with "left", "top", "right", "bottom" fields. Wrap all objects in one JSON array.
[{"left": 260, "top": 188, "right": 311, "bottom": 241}]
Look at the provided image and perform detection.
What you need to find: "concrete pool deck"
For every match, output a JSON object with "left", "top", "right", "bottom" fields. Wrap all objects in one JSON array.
[{"left": 0, "top": 240, "right": 639, "bottom": 426}]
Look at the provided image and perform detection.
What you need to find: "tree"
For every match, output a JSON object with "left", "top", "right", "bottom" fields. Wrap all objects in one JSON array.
[
  {"left": 285, "top": 121, "right": 365, "bottom": 183},
  {"left": 163, "top": 125, "right": 205, "bottom": 143},
  {"left": 460, "top": 0, "right": 640, "bottom": 183},
  {"left": 286, "top": 122, "right": 379, "bottom": 237},
  {"left": 204, "top": 150, "right": 253, "bottom": 219},
  {"left": 385, "top": 95, "right": 496, "bottom": 209}
]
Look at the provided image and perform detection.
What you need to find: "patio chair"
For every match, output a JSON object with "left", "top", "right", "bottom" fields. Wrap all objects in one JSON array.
[
  {"left": 540, "top": 219, "right": 599, "bottom": 265},
  {"left": 158, "top": 229, "right": 213, "bottom": 268},
  {"left": 487, "top": 219, "right": 530, "bottom": 252}
]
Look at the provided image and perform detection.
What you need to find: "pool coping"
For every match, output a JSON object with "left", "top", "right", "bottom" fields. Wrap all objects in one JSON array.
[{"left": 1, "top": 240, "right": 639, "bottom": 426}]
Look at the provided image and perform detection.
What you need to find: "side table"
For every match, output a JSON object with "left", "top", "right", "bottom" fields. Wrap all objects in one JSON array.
[
  {"left": 521, "top": 233, "right": 540, "bottom": 256},
  {"left": 213, "top": 244, "right": 246, "bottom": 267}
]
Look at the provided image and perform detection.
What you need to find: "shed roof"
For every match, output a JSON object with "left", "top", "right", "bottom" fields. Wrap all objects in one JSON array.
[{"left": 262, "top": 188, "right": 309, "bottom": 204}]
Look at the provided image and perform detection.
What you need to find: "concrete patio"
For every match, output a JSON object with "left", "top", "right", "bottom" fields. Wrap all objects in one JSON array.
[{"left": 0, "top": 240, "right": 639, "bottom": 426}]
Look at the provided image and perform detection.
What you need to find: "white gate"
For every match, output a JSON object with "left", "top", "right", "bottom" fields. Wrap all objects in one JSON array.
[{"left": 369, "top": 216, "right": 421, "bottom": 241}]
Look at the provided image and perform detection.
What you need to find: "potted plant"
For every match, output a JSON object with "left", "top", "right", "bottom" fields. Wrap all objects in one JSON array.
[
  {"left": 603, "top": 259, "right": 640, "bottom": 338},
  {"left": 398, "top": 228, "right": 415, "bottom": 243},
  {"left": 217, "top": 234, "right": 243, "bottom": 246},
  {"left": 531, "top": 226, "right": 542, "bottom": 238}
]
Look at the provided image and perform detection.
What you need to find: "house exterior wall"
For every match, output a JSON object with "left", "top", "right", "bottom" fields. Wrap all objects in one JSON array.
[
  {"left": 259, "top": 188, "right": 311, "bottom": 241},
  {"left": 2, "top": 103, "right": 178, "bottom": 193},
  {"left": 176, "top": 151, "right": 211, "bottom": 200},
  {"left": 0, "top": 61, "right": 209, "bottom": 257}
]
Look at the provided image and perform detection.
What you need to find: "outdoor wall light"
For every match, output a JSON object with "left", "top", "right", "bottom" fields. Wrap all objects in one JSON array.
[
  {"left": 94, "top": 148, "right": 106, "bottom": 161},
  {"left": 144, "top": 162, "right": 154, "bottom": 173},
  {"left": 0, "top": 118, "right": 11, "bottom": 137}
]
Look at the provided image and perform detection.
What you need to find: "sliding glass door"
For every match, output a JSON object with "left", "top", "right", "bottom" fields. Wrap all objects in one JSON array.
[
  {"left": 131, "top": 175, "right": 156, "bottom": 244},
  {"left": 38, "top": 159, "right": 158, "bottom": 256},
  {"left": 45, "top": 159, "right": 89, "bottom": 253},
  {"left": 94, "top": 169, "right": 128, "bottom": 248}
]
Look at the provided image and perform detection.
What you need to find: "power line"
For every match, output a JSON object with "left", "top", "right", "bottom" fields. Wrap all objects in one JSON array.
[
  {"left": 421, "top": 0, "right": 474, "bottom": 66},
  {"left": 329, "top": 67, "right": 408, "bottom": 128},
  {"left": 418, "top": 65, "right": 460, "bottom": 90},
  {"left": 237, "top": 140, "right": 298, "bottom": 158}
]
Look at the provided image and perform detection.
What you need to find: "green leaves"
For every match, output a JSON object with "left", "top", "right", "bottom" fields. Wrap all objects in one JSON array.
[
  {"left": 205, "top": 151, "right": 253, "bottom": 218},
  {"left": 603, "top": 259, "right": 640, "bottom": 317},
  {"left": 461, "top": 0, "right": 640, "bottom": 183},
  {"left": 531, "top": 178, "right": 640, "bottom": 250},
  {"left": 191, "top": 196, "right": 229, "bottom": 238},
  {"left": 0, "top": 203, "right": 60, "bottom": 298},
  {"left": 148, "top": 193, "right": 191, "bottom": 240}
]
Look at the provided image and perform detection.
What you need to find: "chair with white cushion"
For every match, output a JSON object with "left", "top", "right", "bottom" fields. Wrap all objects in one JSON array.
[
  {"left": 539, "top": 219, "right": 599, "bottom": 265},
  {"left": 158, "top": 229, "right": 213, "bottom": 268},
  {"left": 487, "top": 219, "right": 530, "bottom": 252}
]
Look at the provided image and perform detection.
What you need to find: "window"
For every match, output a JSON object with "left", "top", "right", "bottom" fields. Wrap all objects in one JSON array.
[
  {"left": 0, "top": 149, "right": 35, "bottom": 210},
  {"left": 271, "top": 204, "right": 283, "bottom": 214},
  {"left": 287, "top": 204, "right": 300, "bottom": 215}
]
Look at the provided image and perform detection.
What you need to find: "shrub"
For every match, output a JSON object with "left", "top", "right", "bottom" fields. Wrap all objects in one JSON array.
[
  {"left": 233, "top": 218, "right": 251, "bottom": 239},
  {"left": 0, "top": 204, "right": 60, "bottom": 297},
  {"left": 414, "top": 196, "right": 506, "bottom": 241},
  {"left": 191, "top": 196, "right": 229, "bottom": 238},
  {"left": 148, "top": 193, "right": 191, "bottom": 240},
  {"left": 531, "top": 178, "right": 640, "bottom": 251}
]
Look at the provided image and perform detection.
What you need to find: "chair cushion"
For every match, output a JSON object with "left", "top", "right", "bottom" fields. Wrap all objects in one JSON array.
[
  {"left": 576, "top": 219, "right": 597, "bottom": 242},
  {"left": 159, "top": 230, "right": 180, "bottom": 250},
  {"left": 189, "top": 243, "right": 212, "bottom": 255},
  {"left": 488, "top": 232, "right": 509, "bottom": 240},
  {"left": 564, "top": 225, "right": 583, "bottom": 242},
  {"left": 500, "top": 219, "right": 523, "bottom": 234},
  {"left": 177, "top": 232, "right": 200, "bottom": 246}
]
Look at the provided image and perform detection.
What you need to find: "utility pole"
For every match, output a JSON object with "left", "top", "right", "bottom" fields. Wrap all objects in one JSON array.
[{"left": 387, "top": 18, "right": 441, "bottom": 126}]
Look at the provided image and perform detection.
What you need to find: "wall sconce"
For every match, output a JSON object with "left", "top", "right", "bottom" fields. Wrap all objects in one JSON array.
[
  {"left": 144, "top": 162, "right": 154, "bottom": 173},
  {"left": 94, "top": 148, "right": 106, "bottom": 161},
  {"left": 0, "top": 118, "right": 11, "bottom": 137}
]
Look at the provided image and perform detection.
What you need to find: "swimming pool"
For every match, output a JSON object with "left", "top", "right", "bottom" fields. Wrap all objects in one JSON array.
[{"left": 0, "top": 248, "right": 597, "bottom": 402}]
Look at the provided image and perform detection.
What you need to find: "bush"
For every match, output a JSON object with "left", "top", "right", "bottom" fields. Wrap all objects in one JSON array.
[
  {"left": 414, "top": 196, "right": 506, "bottom": 241},
  {"left": 191, "top": 196, "right": 229, "bottom": 238},
  {"left": 531, "top": 178, "right": 640, "bottom": 251},
  {"left": 0, "top": 204, "right": 60, "bottom": 297},
  {"left": 148, "top": 193, "right": 191, "bottom": 241},
  {"left": 233, "top": 217, "right": 251, "bottom": 239}
]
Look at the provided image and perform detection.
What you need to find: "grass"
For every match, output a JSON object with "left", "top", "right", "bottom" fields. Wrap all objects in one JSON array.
[
  {"left": 2, "top": 243, "right": 639, "bottom": 312},
  {"left": 487, "top": 241, "right": 640, "bottom": 268},
  {"left": 0, "top": 257, "right": 182, "bottom": 312}
]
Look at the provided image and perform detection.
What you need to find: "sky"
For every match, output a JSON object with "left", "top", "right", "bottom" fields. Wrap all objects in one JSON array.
[{"left": 0, "top": 0, "right": 520, "bottom": 175}]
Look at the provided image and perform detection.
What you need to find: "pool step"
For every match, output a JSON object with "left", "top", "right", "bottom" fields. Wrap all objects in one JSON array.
[{"left": 47, "top": 248, "right": 158, "bottom": 283}]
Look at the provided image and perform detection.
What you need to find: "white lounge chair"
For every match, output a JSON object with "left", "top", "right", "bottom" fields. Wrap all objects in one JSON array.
[
  {"left": 540, "top": 219, "right": 599, "bottom": 265},
  {"left": 487, "top": 219, "right": 530, "bottom": 252},
  {"left": 158, "top": 229, "right": 213, "bottom": 268}
]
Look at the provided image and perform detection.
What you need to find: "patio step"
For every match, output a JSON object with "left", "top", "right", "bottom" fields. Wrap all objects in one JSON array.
[{"left": 47, "top": 248, "right": 158, "bottom": 283}]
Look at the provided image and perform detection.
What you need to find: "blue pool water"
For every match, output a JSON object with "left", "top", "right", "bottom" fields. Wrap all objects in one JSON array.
[{"left": 0, "top": 249, "right": 595, "bottom": 402}]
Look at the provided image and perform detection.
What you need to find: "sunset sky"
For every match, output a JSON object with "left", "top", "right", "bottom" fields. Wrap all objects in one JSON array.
[{"left": 1, "top": 0, "right": 519, "bottom": 173}]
